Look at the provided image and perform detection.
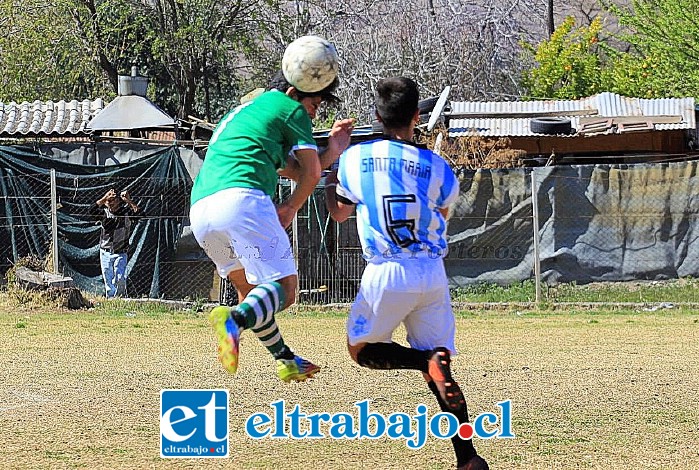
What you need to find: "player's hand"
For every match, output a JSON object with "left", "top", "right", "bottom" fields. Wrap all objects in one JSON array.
[
  {"left": 99, "top": 188, "right": 117, "bottom": 205},
  {"left": 120, "top": 190, "right": 130, "bottom": 201},
  {"left": 326, "top": 118, "right": 354, "bottom": 161},
  {"left": 276, "top": 202, "right": 297, "bottom": 229}
]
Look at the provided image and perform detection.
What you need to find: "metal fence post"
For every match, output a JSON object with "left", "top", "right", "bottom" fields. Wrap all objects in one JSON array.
[
  {"left": 290, "top": 180, "right": 300, "bottom": 299},
  {"left": 531, "top": 170, "right": 542, "bottom": 304},
  {"left": 50, "top": 169, "right": 59, "bottom": 274}
]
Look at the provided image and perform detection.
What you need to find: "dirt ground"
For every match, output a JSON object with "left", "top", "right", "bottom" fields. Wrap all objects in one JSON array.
[{"left": 1, "top": 306, "right": 697, "bottom": 469}]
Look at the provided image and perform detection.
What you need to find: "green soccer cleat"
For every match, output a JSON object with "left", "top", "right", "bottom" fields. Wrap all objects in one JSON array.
[
  {"left": 209, "top": 306, "right": 240, "bottom": 374},
  {"left": 276, "top": 355, "right": 320, "bottom": 383}
]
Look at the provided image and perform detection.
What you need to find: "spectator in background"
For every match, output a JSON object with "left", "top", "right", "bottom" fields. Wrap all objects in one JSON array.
[{"left": 94, "top": 188, "right": 141, "bottom": 298}]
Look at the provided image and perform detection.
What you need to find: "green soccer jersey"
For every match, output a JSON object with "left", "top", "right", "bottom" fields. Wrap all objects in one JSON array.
[{"left": 190, "top": 90, "right": 317, "bottom": 204}]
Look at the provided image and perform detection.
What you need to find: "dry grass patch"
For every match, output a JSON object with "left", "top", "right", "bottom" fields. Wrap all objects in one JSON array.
[
  {"left": 420, "top": 130, "right": 526, "bottom": 170},
  {"left": 0, "top": 303, "right": 697, "bottom": 469}
]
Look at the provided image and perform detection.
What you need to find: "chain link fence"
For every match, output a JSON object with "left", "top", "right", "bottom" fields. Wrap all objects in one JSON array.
[
  {"left": 0, "top": 173, "right": 53, "bottom": 269},
  {"left": 0, "top": 171, "right": 206, "bottom": 299},
  {"left": 4, "top": 161, "right": 699, "bottom": 305}
]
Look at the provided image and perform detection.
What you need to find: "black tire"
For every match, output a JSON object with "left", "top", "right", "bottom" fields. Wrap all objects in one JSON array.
[{"left": 530, "top": 117, "right": 572, "bottom": 135}]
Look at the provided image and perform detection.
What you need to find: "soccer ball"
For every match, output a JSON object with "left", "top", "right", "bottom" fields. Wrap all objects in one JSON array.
[{"left": 282, "top": 36, "right": 339, "bottom": 93}]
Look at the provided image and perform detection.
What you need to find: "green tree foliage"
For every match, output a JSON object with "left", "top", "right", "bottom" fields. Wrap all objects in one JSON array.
[
  {"left": 0, "top": 0, "right": 112, "bottom": 101},
  {"left": 0, "top": 0, "right": 266, "bottom": 120},
  {"left": 598, "top": 53, "right": 664, "bottom": 98},
  {"left": 523, "top": 1, "right": 699, "bottom": 100},
  {"left": 605, "top": 0, "right": 699, "bottom": 98},
  {"left": 139, "top": 0, "right": 265, "bottom": 119},
  {"left": 521, "top": 17, "right": 605, "bottom": 100},
  {"left": 68, "top": 0, "right": 154, "bottom": 94}
]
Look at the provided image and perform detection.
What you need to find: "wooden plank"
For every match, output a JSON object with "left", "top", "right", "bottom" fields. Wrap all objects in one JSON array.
[
  {"left": 578, "top": 117, "right": 613, "bottom": 126},
  {"left": 618, "top": 121, "right": 655, "bottom": 133},
  {"left": 15, "top": 267, "right": 74, "bottom": 289},
  {"left": 579, "top": 115, "right": 683, "bottom": 125},
  {"left": 578, "top": 118, "right": 613, "bottom": 134}
]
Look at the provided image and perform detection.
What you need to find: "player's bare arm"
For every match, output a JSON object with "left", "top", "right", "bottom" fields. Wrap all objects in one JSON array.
[
  {"left": 277, "top": 148, "right": 321, "bottom": 228},
  {"left": 277, "top": 157, "right": 301, "bottom": 181},
  {"left": 324, "top": 170, "right": 355, "bottom": 223},
  {"left": 279, "top": 118, "right": 355, "bottom": 182}
]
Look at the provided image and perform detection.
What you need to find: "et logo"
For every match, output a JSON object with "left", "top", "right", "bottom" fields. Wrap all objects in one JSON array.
[{"left": 160, "top": 389, "right": 229, "bottom": 458}]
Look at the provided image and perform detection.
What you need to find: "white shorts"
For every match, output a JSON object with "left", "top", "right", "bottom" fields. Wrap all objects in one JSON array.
[
  {"left": 189, "top": 187, "right": 297, "bottom": 285},
  {"left": 347, "top": 259, "right": 457, "bottom": 354}
]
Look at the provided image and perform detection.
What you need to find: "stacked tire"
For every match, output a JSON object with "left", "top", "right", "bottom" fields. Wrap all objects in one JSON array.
[{"left": 530, "top": 117, "right": 572, "bottom": 135}]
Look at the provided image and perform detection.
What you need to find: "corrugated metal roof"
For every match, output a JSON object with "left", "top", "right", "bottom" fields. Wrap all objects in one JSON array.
[
  {"left": 0, "top": 94, "right": 176, "bottom": 136},
  {"left": 0, "top": 99, "right": 104, "bottom": 136},
  {"left": 448, "top": 92, "right": 696, "bottom": 137}
]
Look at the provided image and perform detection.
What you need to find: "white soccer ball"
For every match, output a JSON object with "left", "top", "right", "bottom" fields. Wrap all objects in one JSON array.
[{"left": 282, "top": 35, "right": 339, "bottom": 93}]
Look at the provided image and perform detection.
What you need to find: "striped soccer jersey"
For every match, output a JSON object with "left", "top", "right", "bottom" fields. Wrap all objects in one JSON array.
[{"left": 336, "top": 137, "right": 459, "bottom": 262}]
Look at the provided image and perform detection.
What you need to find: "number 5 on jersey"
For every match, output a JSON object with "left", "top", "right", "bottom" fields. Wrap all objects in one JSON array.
[{"left": 382, "top": 194, "right": 418, "bottom": 248}]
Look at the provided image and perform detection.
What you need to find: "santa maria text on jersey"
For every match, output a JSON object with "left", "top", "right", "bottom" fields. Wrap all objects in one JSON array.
[{"left": 361, "top": 157, "right": 431, "bottom": 179}]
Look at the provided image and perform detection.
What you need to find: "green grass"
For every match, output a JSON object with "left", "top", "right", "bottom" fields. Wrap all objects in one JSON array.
[
  {"left": 452, "top": 280, "right": 539, "bottom": 302},
  {"left": 450, "top": 278, "right": 699, "bottom": 304},
  {"left": 91, "top": 298, "right": 196, "bottom": 316}
]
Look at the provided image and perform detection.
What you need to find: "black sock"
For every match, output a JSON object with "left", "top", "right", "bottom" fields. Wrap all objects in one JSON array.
[
  {"left": 355, "top": 342, "right": 430, "bottom": 372},
  {"left": 230, "top": 309, "right": 247, "bottom": 329},
  {"left": 273, "top": 345, "right": 295, "bottom": 360},
  {"left": 427, "top": 380, "right": 477, "bottom": 466}
]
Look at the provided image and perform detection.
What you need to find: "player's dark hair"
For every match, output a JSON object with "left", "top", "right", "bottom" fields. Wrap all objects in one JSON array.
[
  {"left": 267, "top": 70, "right": 340, "bottom": 104},
  {"left": 374, "top": 77, "right": 419, "bottom": 129},
  {"left": 267, "top": 70, "right": 292, "bottom": 93}
]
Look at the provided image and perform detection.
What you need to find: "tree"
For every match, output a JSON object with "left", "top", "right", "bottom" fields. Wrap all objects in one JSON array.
[
  {"left": 278, "top": 0, "right": 546, "bottom": 124},
  {"left": 522, "top": 0, "right": 699, "bottom": 100},
  {"left": 547, "top": 0, "right": 555, "bottom": 37},
  {"left": 0, "top": 0, "right": 112, "bottom": 101},
  {"left": 604, "top": 0, "right": 699, "bottom": 98},
  {"left": 521, "top": 16, "right": 605, "bottom": 100},
  {"left": 138, "top": 0, "right": 265, "bottom": 119},
  {"left": 0, "top": 0, "right": 265, "bottom": 120},
  {"left": 5, "top": 0, "right": 602, "bottom": 124}
]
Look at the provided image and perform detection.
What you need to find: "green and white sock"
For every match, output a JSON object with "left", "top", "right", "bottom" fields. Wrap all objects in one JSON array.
[{"left": 236, "top": 282, "right": 292, "bottom": 359}]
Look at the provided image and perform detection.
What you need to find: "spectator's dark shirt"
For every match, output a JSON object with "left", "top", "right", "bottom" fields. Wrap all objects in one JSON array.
[{"left": 93, "top": 203, "right": 142, "bottom": 254}]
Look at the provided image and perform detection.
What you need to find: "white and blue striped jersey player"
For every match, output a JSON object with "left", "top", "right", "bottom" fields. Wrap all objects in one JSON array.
[
  {"left": 336, "top": 137, "right": 461, "bottom": 351},
  {"left": 336, "top": 137, "right": 459, "bottom": 262}
]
